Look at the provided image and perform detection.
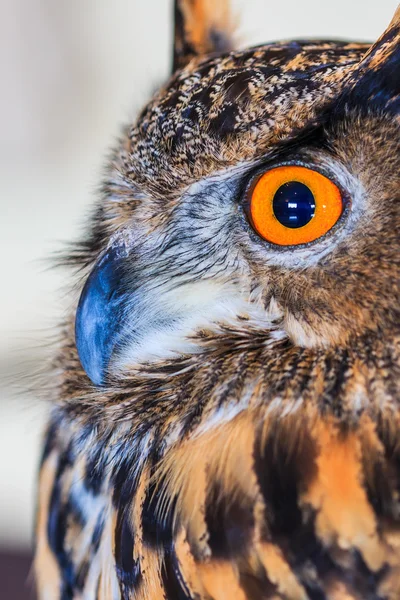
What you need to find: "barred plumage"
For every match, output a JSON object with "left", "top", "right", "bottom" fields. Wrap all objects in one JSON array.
[{"left": 35, "top": 2, "right": 400, "bottom": 599}]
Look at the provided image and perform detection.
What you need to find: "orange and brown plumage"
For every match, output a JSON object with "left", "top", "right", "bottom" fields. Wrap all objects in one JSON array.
[{"left": 34, "top": 1, "right": 400, "bottom": 598}]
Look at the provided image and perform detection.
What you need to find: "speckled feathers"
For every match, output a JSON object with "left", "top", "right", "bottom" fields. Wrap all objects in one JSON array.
[{"left": 35, "top": 2, "right": 400, "bottom": 599}]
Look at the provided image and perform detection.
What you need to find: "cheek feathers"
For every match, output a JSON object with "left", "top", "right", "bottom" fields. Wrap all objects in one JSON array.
[{"left": 112, "top": 279, "right": 272, "bottom": 376}]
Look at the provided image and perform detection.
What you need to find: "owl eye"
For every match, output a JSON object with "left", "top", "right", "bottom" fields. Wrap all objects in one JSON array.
[{"left": 248, "top": 165, "right": 343, "bottom": 246}]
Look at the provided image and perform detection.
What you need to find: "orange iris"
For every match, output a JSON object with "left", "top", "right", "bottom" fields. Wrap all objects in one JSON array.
[{"left": 249, "top": 165, "right": 343, "bottom": 246}]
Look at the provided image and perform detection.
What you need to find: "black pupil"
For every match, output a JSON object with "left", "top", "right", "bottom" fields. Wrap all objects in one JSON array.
[{"left": 272, "top": 181, "right": 316, "bottom": 228}]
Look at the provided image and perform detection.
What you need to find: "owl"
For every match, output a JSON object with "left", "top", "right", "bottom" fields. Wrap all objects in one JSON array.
[{"left": 34, "top": 1, "right": 400, "bottom": 599}]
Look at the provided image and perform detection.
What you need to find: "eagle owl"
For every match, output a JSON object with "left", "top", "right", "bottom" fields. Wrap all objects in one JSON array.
[{"left": 35, "top": 1, "right": 400, "bottom": 598}]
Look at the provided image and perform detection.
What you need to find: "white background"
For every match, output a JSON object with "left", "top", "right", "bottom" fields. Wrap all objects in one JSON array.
[{"left": 0, "top": 0, "right": 398, "bottom": 549}]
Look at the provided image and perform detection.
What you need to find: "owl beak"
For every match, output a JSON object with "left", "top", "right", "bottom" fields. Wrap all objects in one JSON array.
[{"left": 75, "top": 241, "right": 131, "bottom": 386}]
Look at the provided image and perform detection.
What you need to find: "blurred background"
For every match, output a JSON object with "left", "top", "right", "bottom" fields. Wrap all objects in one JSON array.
[{"left": 0, "top": 0, "right": 397, "bottom": 597}]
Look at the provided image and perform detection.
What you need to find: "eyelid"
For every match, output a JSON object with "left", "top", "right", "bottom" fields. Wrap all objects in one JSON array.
[{"left": 245, "top": 158, "right": 343, "bottom": 194}]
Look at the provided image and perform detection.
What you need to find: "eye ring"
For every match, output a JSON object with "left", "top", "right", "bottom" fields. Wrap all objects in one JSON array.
[{"left": 247, "top": 165, "right": 343, "bottom": 246}]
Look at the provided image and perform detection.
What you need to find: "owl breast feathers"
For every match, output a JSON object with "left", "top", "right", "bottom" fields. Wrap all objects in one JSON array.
[{"left": 35, "top": 1, "right": 400, "bottom": 599}]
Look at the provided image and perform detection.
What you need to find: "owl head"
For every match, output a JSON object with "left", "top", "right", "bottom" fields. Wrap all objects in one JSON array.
[{"left": 71, "top": 1, "right": 400, "bottom": 419}]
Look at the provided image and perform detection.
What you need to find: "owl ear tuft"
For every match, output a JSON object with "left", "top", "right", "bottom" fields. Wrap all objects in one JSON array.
[
  {"left": 173, "top": 0, "right": 236, "bottom": 72},
  {"left": 361, "top": 4, "right": 400, "bottom": 64},
  {"left": 388, "top": 4, "right": 400, "bottom": 29},
  {"left": 341, "top": 5, "right": 400, "bottom": 113}
]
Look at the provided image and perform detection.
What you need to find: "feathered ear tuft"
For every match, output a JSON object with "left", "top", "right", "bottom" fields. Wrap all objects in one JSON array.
[
  {"left": 388, "top": 4, "right": 400, "bottom": 29},
  {"left": 340, "top": 4, "right": 400, "bottom": 113},
  {"left": 173, "top": 0, "right": 236, "bottom": 72}
]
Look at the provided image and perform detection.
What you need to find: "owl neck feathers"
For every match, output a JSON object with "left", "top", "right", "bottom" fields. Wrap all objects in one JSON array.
[{"left": 55, "top": 318, "right": 400, "bottom": 455}]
